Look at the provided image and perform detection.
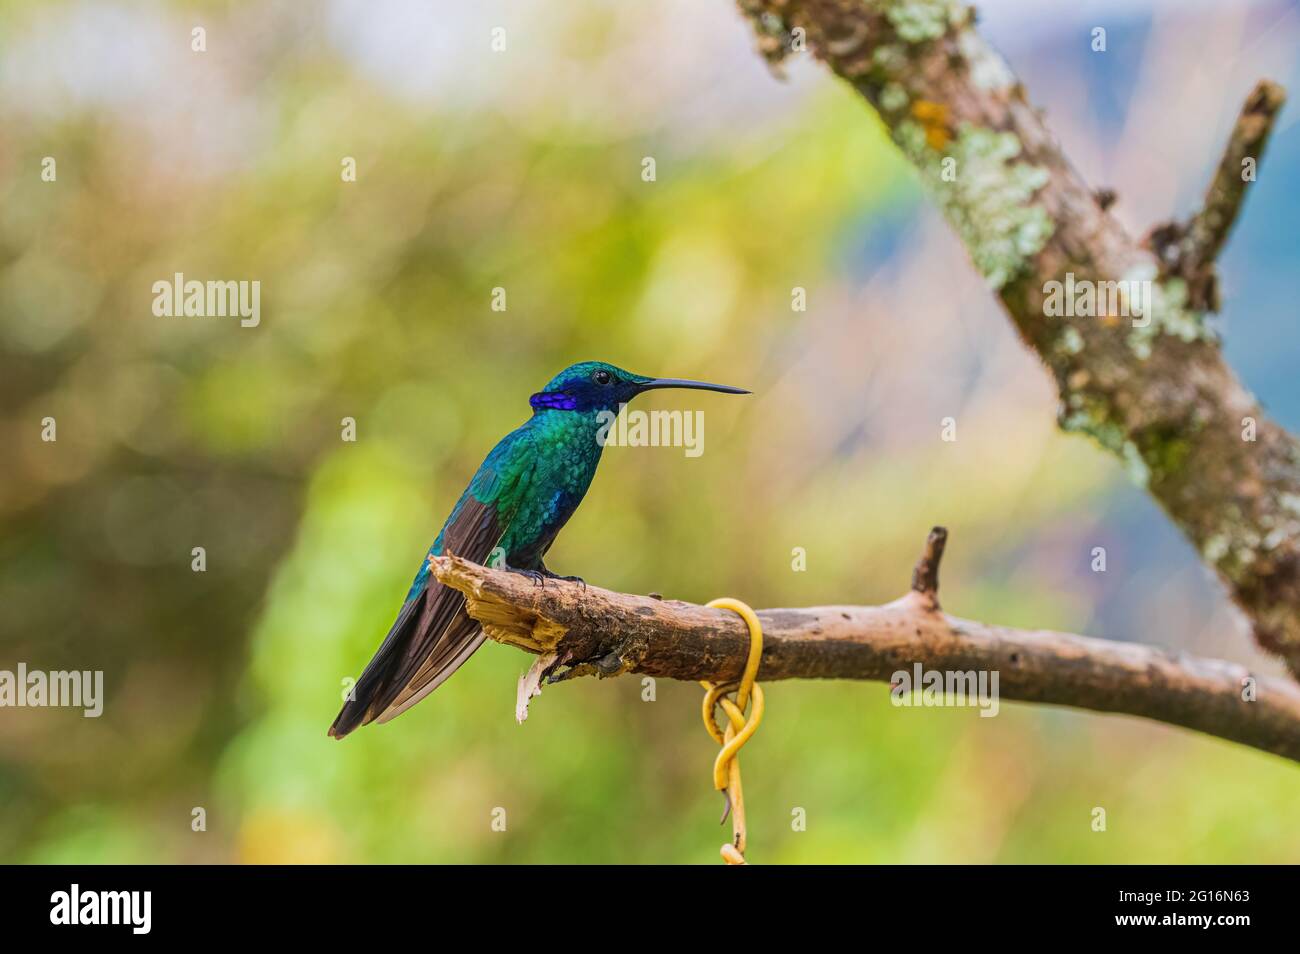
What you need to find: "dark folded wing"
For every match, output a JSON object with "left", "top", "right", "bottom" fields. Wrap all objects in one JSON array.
[{"left": 329, "top": 439, "right": 534, "bottom": 737}]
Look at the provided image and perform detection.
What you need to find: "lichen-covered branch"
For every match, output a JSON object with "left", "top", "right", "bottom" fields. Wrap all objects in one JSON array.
[
  {"left": 431, "top": 531, "right": 1300, "bottom": 763},
  {"left": 735, "top": 0, "right": 1300, "bottom": 676}
]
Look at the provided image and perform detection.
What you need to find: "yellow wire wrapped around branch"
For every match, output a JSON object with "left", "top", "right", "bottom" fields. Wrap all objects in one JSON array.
[{"left": 700, "top": 597, "right": 765, "bottom": 865}]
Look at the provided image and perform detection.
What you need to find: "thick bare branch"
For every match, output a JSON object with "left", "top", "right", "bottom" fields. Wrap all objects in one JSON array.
[
  {"left": 431, "top": 534, "right": 1300, "bottom": 764},
  {"left": 734, "top": 0, "right": 1300, "bottom": 676}
]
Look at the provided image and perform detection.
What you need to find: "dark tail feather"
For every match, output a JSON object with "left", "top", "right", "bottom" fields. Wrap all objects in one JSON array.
[
  {"left": 329, "top": 577, "right": 486, "bottom": 739},
  {"left": 329, "top": 588, "right": 429, "bottom": 739},
  {"left": 328, "top": 697, "right": 371, "bottom": 740}
]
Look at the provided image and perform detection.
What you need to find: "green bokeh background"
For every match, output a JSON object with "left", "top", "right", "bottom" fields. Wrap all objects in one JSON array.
[{"left": 2, "top": 0, "right": 1298, "bottom": 863}]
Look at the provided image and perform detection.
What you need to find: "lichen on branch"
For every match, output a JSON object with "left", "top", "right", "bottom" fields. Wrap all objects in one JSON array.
[{"left": 735, "top": 0, "right": 1300, "bottom": 677}]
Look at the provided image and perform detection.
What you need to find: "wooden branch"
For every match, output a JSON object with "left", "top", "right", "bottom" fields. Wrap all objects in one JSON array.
[
  {"left": 1147, "top": 80, "right": 1286, "bottom": 311},
  {"left": 734, "top": 1, "right": 1300, "bottom": 678},
  {"left": 432, "top": 530, "right": 1300, "bottom": 764}
]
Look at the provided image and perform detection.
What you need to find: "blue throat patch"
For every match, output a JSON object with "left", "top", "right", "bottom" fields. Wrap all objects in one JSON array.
[{"left": 529, "top": 391, "right": 578, "bottom": 411}]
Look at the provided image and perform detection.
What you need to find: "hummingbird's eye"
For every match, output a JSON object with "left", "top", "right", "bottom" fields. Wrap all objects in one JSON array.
[{"left": 591, "top": 369, "right": 612, "bottom": 386}]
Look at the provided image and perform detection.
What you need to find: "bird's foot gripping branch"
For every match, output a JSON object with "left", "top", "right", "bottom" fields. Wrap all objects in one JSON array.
[{"left": 431, "top": 528, "right": 1300, "bottom": 763}]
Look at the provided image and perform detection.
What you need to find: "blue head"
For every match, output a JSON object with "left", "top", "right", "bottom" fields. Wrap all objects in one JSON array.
[{"left": 529, "top": 361, "right": 749, "bottom": 414}]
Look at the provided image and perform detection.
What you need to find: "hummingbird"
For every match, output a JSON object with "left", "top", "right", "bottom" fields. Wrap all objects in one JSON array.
[{"left": 328, "top": 360, "right": 748, "bottom": 738}]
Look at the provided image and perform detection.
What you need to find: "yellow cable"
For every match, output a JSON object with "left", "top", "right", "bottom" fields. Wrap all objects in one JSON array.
[{"left": 700, "top": 597, "right": 765, "bottom": 865}]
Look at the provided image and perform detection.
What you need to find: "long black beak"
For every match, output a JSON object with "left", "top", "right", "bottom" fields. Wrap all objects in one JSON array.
[{"left": 638, "top": 377, "right": 750, "bottom": 395}]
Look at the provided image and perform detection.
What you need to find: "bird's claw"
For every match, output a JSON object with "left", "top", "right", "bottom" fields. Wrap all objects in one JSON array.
[
  {"left": 511, "top": 568, "right": 547, "bottom": 588},
  {"left": 538, "top": 567, "right": 586, "bottom": 590},
  {"left": 507, "top": 564, "right": 587, "bottom": 591}
]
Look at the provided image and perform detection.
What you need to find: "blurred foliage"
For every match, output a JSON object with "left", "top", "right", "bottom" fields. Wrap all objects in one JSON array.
[{"left": 2, "top": 1, "right": 1299, "bottom": 864}]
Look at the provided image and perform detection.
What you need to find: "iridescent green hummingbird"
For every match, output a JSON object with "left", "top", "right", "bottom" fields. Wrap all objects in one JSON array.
[{"left": 329, "top": 360, "right": 748, "bottom": 738}]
